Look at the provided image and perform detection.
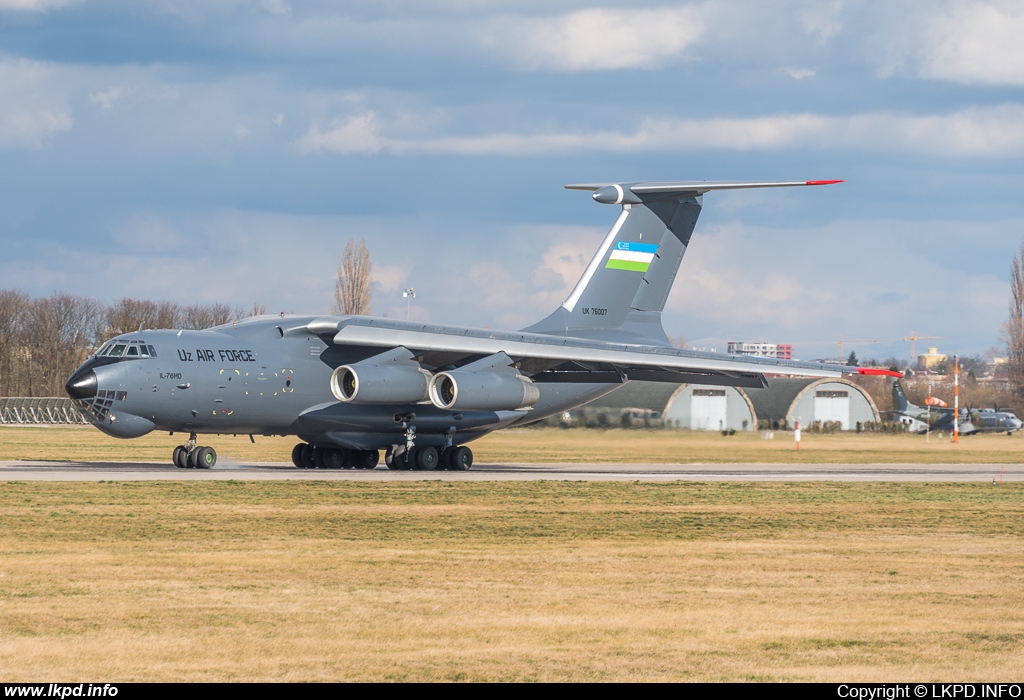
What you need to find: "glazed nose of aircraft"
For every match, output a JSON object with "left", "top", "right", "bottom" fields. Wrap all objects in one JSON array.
[{"left": 65, "top": 368, "right": 97, "bottom": 399}]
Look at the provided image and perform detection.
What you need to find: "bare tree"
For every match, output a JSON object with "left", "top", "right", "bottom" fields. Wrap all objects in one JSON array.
[
  {"left": 1006, "top": 242, "right": 1024, "bottom": 402},
  {"left": 0, "top": 289, "right": 30, "bottom": 396},
  {"left": 24, "top": 293, "right": 103, "bottom": 396},
  {"left": 182, "top": 303, "right": 235, "bottom": 330},
  {"left": 332, "top": 238, "right": 374, "bottom": 315},
  {"left": 106, "top": 298, "right": 160, "bottom": 338}
]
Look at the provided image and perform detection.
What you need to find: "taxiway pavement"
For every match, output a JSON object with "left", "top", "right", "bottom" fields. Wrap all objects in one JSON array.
[{"left": 0, "top": 461, "right": 1019, "bottom": 481}]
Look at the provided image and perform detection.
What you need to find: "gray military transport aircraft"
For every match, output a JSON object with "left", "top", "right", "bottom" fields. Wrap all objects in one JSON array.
[{"left": 65, "top": 179, "right": 898, "bottom": 470}]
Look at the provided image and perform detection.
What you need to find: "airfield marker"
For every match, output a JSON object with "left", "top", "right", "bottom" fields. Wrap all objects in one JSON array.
[
  {"left": 953, "top": 354, "right": 959, "bottom": 444},
  {"left": 794, "top": 421, "right": 801, "bottom": 451}
]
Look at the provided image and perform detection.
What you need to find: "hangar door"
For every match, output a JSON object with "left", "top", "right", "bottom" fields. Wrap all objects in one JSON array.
[
  {"left": 690, "top": 389, "right": 727, "bottom": 431},
  {"left": 814, "top": 389, "right": 850, "bottom": 429}
]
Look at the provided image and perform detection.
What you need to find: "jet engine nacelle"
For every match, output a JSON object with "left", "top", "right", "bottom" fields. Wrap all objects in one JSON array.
[
  {"left": 428, "top": 369, "right": 540, "bottom": 411},
  {"left": 331, "top": 363, "right": 432, "bottom": 404}
]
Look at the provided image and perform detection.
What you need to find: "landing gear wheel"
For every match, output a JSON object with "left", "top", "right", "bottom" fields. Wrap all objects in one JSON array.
[
  {"left": 195, "top": 446, "right": 217, "bottom": 469},
  {"left": 311, "top": 446, "right": 327, "bottom": 469},
  {"left": 448, "top": 446, "right": 473, "bottom": 471},
  {"left": 355, "top": 449, "right": 380, "bottom": 469},
  {"left": 291, "top": 443, "right": 305, "bottom": 469},
  {"left": 300, "top": 443, "right": 316, "bottom": 470},
  {"left": 386, "top": 446, "right": 409, "bottom": 470},
  {"left": 416, "top": 445, "right": 439, "bottom": 471},
  {"left": 322, "top": 448, "right": 347, "bottom": 470},
  {"left": 173, "top": 446, "right": 187, "bottom": 469}
]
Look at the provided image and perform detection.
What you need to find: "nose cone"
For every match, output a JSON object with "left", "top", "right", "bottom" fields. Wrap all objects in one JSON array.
[{"left": 65, "top": 368, "right": 97, "bottom": 400}]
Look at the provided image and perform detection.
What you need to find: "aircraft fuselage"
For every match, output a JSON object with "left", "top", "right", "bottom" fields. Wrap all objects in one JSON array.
[{"left": 65, "top": 316, "right": 616, "bottom": 451}]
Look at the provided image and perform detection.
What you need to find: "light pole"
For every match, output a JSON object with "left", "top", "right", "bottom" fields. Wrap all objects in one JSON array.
[{"left": 403, "top": 287, "right": 415, "bottom": 320}]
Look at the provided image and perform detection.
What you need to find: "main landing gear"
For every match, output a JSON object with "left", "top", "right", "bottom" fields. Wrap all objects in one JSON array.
[
  {"left": 291, "top": 443, "right": 380, "bottom": 470},
  {"left": 383, "top": 444, "right": 473, "bottom": 471},
  {"left": 173, "top": 433, "right": 217, "bottom": 469}
]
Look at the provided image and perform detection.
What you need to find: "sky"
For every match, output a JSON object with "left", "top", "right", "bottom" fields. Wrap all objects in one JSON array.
[{"left": 2, "top": 0, "right": 1024, "bottom": 363}]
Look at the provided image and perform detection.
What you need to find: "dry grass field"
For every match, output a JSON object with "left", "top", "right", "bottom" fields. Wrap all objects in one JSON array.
[
  {"left": 1, "top": 480, "right": 1023, "bottom": 681},
  {"left": 2, "top": 425, "right": 1023, "bottom": 464}
]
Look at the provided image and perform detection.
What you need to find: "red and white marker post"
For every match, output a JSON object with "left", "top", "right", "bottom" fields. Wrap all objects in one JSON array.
[
  {"left": 953, "top": 354, "right": 959, "bottom": 444},
  {"left": 794, "top": 420, "right": 801, "bottom": 451}
]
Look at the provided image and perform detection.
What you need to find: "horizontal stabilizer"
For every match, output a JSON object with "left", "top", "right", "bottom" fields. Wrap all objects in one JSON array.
[{"left": 566, "top": 180, "right": 843, "bottom": 205}]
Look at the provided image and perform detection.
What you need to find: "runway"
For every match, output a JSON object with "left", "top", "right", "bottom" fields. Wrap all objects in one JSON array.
[{"left": 0, "top": 460, "right": 1019, "bottom": 481}]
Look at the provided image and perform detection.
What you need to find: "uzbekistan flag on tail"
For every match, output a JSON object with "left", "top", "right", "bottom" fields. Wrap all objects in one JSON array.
[{"left": 605, "top": 241, "right": 658, "bottom": 272}]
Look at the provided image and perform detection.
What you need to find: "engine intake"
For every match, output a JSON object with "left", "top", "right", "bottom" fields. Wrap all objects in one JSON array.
[
  {"left": 331, "top": 363, "right": 431, "bottom": 404},
  {"left": 429, "top": 369, "right": 539, "bottom": 411}
]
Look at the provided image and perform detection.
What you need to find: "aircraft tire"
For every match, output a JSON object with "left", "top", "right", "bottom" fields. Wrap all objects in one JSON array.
[
  {"left": 195, "top": 446, "right": 217, "bottom": 469},
  {"left": 356, "top": 449, "right": 379, "bottom": 469},
  {"left": 173, "top": 446, "right": 187, "bottom": 469},
  {"left": 311, "top": 446, "right": 327, "bottom": 469},
  {"left": 448, "top": 446, "right": 473, "bottom": 471},
  {"left": 300, "top": 444, "right": 316, "bottom": 470},
  {"left": 291, "top": 443, "right": 305, "bottom": 468},
  {"left": 323, "top": 448, "right": 346, "bottom": 470},
  {"left": 416, "top": 445, "right": 439, "bottom": 471}
]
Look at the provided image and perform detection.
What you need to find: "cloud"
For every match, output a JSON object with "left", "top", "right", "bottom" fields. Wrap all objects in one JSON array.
[
  {"left": 89, "top": 86, "right": 131, "bottom": 111},
  {"left": 261, "top": 0, "right": 291, "bottom": 17},
  {"left": 879, "top": 1, "right": 1024, "bottom": 85},
  {"left": 296, "top": 113, "right": 382, "bottom": 154},
  {"left": 799, "top": 1, "right": 843, "bottom": 45},
  {"left": 662, "top": 218, "right": 1012, "bottom": 359},
  {"left": 0, "top": 59, "right": 74, "bottom": 148},
  {"left": 0, "top": 0, "right": 69, "bottom": 10},
  {"left": 484, "top": 6, "right": 705, "bottom": 71},
  {"left": 296, "top": 105, "right": 1024, "bottom": 158},
  {"left": 781, "top": 67, "right": 816, "bottom": 80}
]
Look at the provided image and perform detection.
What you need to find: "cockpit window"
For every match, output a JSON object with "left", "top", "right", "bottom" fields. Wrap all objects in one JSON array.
[{"left": 95, "top": 339, "right": 156, "bottom": 360}]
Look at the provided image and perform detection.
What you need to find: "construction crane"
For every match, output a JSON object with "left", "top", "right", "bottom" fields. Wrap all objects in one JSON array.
[
  {"left": 903, "top": 332, "right": 944, "bottom": 364},
  {"left": 836, "top": 337, "right": 888, "bottom": 364}
]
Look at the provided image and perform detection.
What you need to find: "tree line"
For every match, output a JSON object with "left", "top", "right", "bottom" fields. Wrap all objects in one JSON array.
[{"left": 0, "top": 290, "right": 258, "bottom": 397}]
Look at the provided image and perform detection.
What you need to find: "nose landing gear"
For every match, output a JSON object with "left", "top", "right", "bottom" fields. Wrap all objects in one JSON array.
[{"left": 172, "top": 433, "right": 217, "bottom": 469}]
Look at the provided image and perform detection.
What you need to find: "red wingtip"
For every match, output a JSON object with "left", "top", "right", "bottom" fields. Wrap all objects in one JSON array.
[
  {"left": 855, "top": 367, "right": 903, "bottom": 378},
  {"left": 806, "top": 179, "right": 844, "bottom": 186}
]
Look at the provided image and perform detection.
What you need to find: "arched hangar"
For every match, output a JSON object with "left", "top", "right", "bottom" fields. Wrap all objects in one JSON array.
[
  {"left": 581, "top": 381, "right": 756, "bottom": 431},
  {"left": 744, "top": 377, "right": 880, "bottom": 430},
  {"left": 581, "top": 377, "right": 879, "bottom": 431},
  {"left": 661, "top": 385, "right": 756, "bottom": 431}
]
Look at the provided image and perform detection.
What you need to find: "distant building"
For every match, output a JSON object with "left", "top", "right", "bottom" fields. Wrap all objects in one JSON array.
[
  {"left": 918, "top": 347, "right": 948, "bottom": 370},
  {"left": 727, "top": 342, "right": 793, "bottom": 360}
]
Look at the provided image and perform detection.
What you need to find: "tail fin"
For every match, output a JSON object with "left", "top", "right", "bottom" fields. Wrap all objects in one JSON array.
[
  {"left": 523, "top": 180, "right": 841, "bottom": 344},
  {"left": 892, "top": 379, "right": 909, "bottom": 412}
]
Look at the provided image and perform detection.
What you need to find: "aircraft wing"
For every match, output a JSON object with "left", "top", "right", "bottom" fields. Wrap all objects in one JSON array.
[{"left": 305, "top": 317, "right": 897, "bottom": 389}]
